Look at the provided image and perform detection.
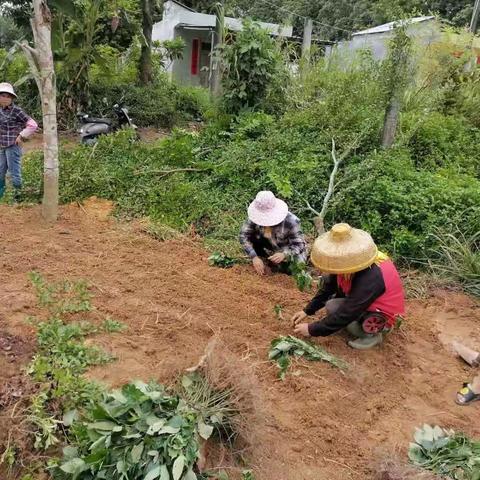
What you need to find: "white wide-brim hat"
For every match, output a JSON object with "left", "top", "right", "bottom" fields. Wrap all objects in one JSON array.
[
  {"left": 247, "top": 191, "right": 289, "bottom": 227},
  {"left": 0, "top": 83, "right": 17, "bottom": 98}
]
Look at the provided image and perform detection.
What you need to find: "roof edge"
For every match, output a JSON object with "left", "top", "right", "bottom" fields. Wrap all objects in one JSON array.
[{"left": 352, "top": 16, "right": 436, "bottom": 36}]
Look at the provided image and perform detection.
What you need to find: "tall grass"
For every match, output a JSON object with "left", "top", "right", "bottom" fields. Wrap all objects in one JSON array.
[{"left": 430, "top": 229, "right": 480, "bottom": 297}]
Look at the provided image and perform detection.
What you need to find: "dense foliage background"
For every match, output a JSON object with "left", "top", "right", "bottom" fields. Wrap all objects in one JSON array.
[{"left": 1, "top": 1, "right": 479, "bottom": 292}]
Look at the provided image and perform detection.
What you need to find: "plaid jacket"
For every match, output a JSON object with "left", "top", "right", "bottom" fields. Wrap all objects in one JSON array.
[
  {"left": 239, "top": 212, "right": 307, "bottom": 262},
  {"left": 0, "top": 104, "right": 32, "bottom": 147}
]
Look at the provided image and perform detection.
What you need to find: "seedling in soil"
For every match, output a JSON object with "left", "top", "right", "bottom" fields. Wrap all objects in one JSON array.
[
  {"left": 269, "top": 335, "right": 348, "bottom": 380},
  {"left": 29, "top": 271, "right": 92, "bottom": 314},
  {"left": 208, "top": 252, "right": 237, "bottom": 268},
  {"left": 288, "top": 261, "right": 313, "bottom": 292},
  {"left": 101, "top": 317, "right": 127, "bottom": 333},
  {"left": 273, "top": 304, "right": 284, "bottom": 321}
]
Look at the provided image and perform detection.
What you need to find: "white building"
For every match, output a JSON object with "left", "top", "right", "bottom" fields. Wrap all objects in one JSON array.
[
  {"left": 152, "top": 0, "right": 293, "bottom": 87},
  {"left": 327, "top": 16, "right": 441, "bottom": 60}
]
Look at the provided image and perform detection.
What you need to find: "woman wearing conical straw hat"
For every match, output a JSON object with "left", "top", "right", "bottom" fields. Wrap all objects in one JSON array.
[{"left": 291, "top": 223, "right": 405, "bottom": 350}]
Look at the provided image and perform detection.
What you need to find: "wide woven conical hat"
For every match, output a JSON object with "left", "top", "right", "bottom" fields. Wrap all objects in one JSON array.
[{"left": 310, "top": 223, "right": 378, "bottom": 274}]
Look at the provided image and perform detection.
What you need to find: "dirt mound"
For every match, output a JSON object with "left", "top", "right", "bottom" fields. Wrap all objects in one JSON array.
[
  {"left": 0, "top": 204, "right": 479, "bottom": 480},
  {"left": 78, "top": 196, "right": 115, "bottom": 221}
]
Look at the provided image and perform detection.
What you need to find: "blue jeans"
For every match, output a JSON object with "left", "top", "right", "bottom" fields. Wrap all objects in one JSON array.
[{"left": 0, "top": 144, "right": 22, "bottom": 198}]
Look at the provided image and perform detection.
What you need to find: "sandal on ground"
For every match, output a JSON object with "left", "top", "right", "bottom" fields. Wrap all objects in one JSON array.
[{"left": 456, "top": 383, "right": 480, "bottom": 406}]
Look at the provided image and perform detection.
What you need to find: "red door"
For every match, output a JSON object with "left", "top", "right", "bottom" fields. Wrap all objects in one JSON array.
[{"left": 191, "top": 39, "right": 200, "bottom": 75}]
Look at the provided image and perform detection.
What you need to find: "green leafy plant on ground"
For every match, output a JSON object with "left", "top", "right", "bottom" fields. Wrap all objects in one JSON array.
[
  {"left": 208, "top": 252, "right": 237, "bottom": 269},
  {"left": 29, "top": 271, "right": 92, "bottom": 314},
  {"left": 241, "top": 471, "right": 256, "bottom": 480},
  {"left": 269, "top": 336, "right": 348, "bottom": 380},
  {"left": 24, "top": 273, "right": 124, "bottom": 451},
  {"left": 409, "top": 424, "right": 480, "bottom": 479},
  {"left": 273, "top": 304, "right": 284, "bottom": 321},
  {"left": 56, "top": 370, "right": 256, "bottom": 480},
  {"left": 288, "top": 261, "right": 313, "bottom": 292},
  {"left": 57, "top": 381, "right": 202, "bottom": 480}
]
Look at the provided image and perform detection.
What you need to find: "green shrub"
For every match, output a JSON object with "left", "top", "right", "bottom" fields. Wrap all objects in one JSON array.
[
  {"left": 20, "top": 46, "right": 480, "bottom": 274},
  {"left": 23, "top": 118, "right": 480, "bottom": 265},
  {"left": 221, "top": 20, "right": 290, "bottom": 114},
  {"left": 330, "top": 148, "right": 480, "bottom": 259},
  {"left": 402, "top": 112, "right": 480, "bottom": 176},
  {"left": 89, "top": 80, "right": 212, "bottom": 128},
  {"left": 89, "top": 79, "right": 178, "bottom": 128},
  {"left": 176, "top": 86, "right": 212, "bottom": 121}
]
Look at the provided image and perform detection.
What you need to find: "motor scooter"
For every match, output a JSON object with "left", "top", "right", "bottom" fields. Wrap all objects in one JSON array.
[{"left": 77, "top": 104, "right": 137, "bottom": 145}]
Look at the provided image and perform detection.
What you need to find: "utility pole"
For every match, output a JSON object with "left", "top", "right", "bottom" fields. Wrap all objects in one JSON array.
[
  {"left": 302, "top": 17, "right": 313, "bottom": 60},
  {"left": 470, "top": 0, "right": 480, "bottom": 33}
]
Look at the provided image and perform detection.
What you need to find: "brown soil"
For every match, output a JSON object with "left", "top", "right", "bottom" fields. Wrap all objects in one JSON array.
[{"left": 0, "top": 201, "right": 479, "bottom": 480}]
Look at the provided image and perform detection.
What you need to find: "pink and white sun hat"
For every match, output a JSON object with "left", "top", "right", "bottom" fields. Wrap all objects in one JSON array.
[
  {"left": 247, "top": 191, "right": 289, "bottom": 227},
  {"left": 0, "top": 83, "right": 17, "bottom": 98}
]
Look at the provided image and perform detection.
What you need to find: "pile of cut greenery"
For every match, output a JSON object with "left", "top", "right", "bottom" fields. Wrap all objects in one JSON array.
[
  {"left": 409, "top": 424, "right": 480, "bottom": 479},
  {"left": 57, "top": 380, "right": 209, "bottom": 480},
  {"left": 269, "top": 335, "right": 348, "bottom": 380},
  {"left": 55, "top": 372, "right": 253, "bottom": 480}
]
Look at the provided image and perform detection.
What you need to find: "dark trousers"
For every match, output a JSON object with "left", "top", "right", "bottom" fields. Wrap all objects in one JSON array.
[{"left": 252, "top": 237, "right": 292, "bottom": 275}]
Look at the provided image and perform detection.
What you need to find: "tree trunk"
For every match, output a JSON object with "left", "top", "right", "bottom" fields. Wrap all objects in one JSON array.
[
  {"left": 139, "top": 0, "right": 153, "bottom": 85},
  {"left": 381, "top": 96, "right": 400, "bottom": 149},
  {"left": 20, "top": 0, "right": 59, "bottom": 222},
  {"left": 470, "top": 0, "right": 480, "bottom": 33}
]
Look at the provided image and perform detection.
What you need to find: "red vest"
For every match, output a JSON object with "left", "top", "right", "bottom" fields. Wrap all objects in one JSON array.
[{"left": 367, "top": 260, "right": 405, "bottom": 324}]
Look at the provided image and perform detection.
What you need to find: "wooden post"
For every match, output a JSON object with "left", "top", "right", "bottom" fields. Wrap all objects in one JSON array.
[
  {"left": 470, "top": 0, "right": 480, "bottom": 34},
  {"left": 381, "top": 97, "right": 400, "bottom": 148},
  {"left": 302, "top": 18, "right": 313, "bottom": 60},
  {"left": 210, "top": 2, "right": 224, "bottom": 97},
  {"left": 19, "top": 0, "right": 59, "bottom": 222}
]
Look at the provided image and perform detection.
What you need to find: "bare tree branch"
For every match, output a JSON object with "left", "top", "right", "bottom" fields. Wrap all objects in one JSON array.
[
  {"left": 319, "top": 139, "right": 340, "bottom": 220},
  {"left": 312, "top": 131, "right": 365, "bottom": 234}
]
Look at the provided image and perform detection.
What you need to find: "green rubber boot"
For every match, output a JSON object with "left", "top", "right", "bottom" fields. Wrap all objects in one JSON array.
[
  {"left": 346, "top": 321, "right": 368, "bottom": 338},
  {"left": 348, "top": 334, "right": 383, "bottom": 350}
]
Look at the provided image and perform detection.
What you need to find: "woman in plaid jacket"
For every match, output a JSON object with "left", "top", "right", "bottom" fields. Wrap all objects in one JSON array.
[{"left": 0, "top": 82, "right": 38, "bottom": 201}]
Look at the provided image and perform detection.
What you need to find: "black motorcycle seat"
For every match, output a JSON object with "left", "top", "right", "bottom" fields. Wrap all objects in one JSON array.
[{"left": 84, "top": 117, "right": 113, "bottom": 125}]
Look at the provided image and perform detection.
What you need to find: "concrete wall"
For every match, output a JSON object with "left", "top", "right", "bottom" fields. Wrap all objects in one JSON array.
[
  {"left": 171, "top": 28, "right": 213, "bottom": 87},
  {"left": 152, "top": 0, "right": 293, "bottom": 82},
  {"left": 153, "top": 1, "right": 292, "bottom": 41},
  {"left": 328, "top": 19, "right": 442, "bottom": 61}
]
